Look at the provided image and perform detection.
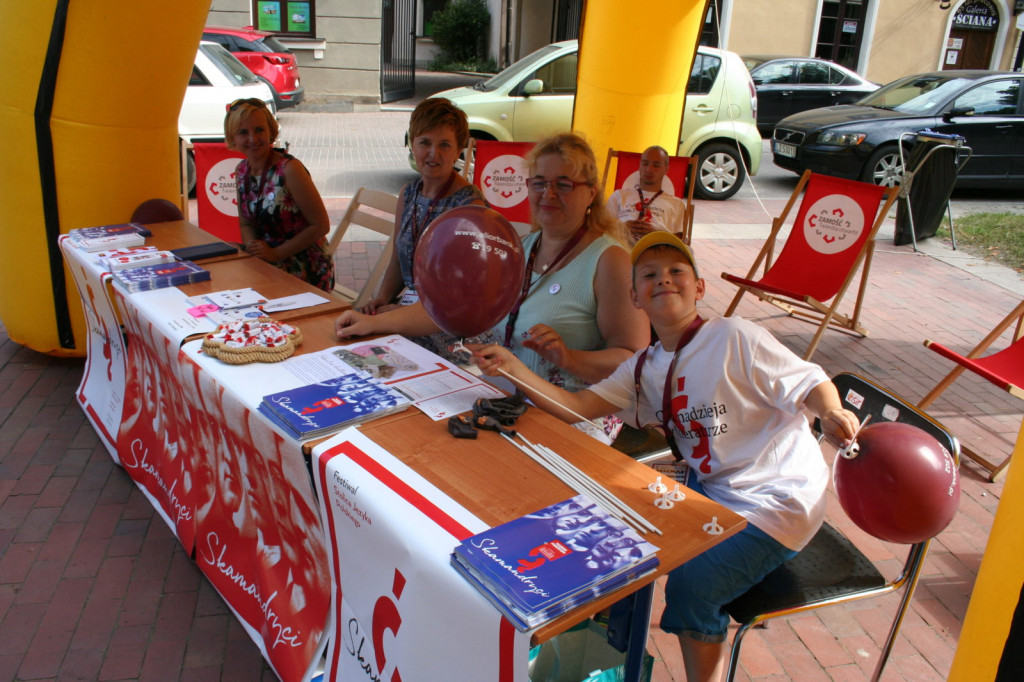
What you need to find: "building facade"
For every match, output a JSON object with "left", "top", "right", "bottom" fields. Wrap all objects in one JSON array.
[
  {"left": 207, "top": 0, "right": 1023, "bottom": 107},
  {"left": 718, "top": 0, "right": 1023, "bottom": 84}
]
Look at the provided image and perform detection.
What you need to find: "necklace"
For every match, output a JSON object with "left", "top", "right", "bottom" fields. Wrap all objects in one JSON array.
[
  {"left": 411, "top": 171, "right": 457, "bottom": 243},
  {"left": 409, "top": 172, "right": 457, "bottom": 284}
]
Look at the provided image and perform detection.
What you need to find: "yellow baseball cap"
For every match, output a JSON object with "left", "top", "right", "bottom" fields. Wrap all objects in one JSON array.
[{"left": 629, "top": 231, "right": 699, "bottom": 277}]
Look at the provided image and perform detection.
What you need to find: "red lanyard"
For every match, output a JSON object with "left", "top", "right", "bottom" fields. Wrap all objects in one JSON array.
[
  {"left": 632, "top": 315, "right": 705, "bottom": 460},
  {"left": 502, "top": 225, "right": 589, "bottom": 348},
  {"left": 635, "top": 187, "right": 663, "bottom": 221},
  {"left": 411, "top": 171, "right": 457, "bottom": 243},
  {"left": 410, "top": 172, "right": 457, "bottom": 281}
]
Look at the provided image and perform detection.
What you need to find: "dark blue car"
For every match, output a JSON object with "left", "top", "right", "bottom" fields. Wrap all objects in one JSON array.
[{"left": 772, "top": 70, "right": 1024, "bottom": 188}]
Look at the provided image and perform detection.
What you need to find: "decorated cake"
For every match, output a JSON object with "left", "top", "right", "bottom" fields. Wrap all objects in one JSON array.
[{"left": 201, "top": 317, "right": 302, "bottom": 364}]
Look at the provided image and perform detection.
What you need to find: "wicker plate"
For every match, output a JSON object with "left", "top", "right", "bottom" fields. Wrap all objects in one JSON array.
[{"left": 201, "top": 316, "right": 302, "bottom": 364}]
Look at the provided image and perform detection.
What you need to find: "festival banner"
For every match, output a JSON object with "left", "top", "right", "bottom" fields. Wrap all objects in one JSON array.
[
  {"left": 115, "top": 298, "right": 199, "bottom": 553},
  {"left": 59, "top": 237, "right": 127, "bottom": 461},
  {"left": 313, "top": 428, "right": 532, "bottom": 682},
  {"left": 181, "top": 352, "right": 331, "bottom": 681}
]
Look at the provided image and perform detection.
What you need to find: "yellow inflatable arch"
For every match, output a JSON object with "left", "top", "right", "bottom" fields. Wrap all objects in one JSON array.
[{"left": 1, "top": 0, "right": 206, "bottom": 355}]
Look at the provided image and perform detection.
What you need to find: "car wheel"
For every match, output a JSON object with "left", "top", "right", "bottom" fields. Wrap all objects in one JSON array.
[
  {"left": 862, "top": 144, "right": 903, "bottom": 187},
  {"left": 694, "top": 143, "right": 747, "bottom": 200},
  {"left": 186, "top": 151, "right": 196, "bottom": 198}
]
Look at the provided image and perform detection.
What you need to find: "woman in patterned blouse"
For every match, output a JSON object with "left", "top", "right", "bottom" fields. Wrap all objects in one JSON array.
[{"left": 225, "top": 98, "right": 334, "bottom": 292}]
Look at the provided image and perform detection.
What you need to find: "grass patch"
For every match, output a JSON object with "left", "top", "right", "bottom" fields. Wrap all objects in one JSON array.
[{"left": 937, "top": 212, "right": 1024, "bottom": 276}]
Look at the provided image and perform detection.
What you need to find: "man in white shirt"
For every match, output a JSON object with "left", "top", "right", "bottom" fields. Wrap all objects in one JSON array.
[{"left": 606, "top": 146, "right": 687, "bottom": 243}]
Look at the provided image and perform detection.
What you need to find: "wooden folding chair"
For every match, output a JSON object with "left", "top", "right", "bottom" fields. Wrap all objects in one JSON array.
[
  {"left": 917, "top": 298, "right": 1024, "bottom": 481},
  {"left": 326, "top": 187, "right": 399, "bottom": 309},
  {"left": 726, "top": 372, "right": 960, "bottom": 682},
  {"left": 460, "top": 136, "right": 474, "bottom": 180},
  {"left": 601, "top": 148, "right": 698, "bottom": 244},
  {"left": 721, "top": 170, "right": 899, "bottom": 360}
]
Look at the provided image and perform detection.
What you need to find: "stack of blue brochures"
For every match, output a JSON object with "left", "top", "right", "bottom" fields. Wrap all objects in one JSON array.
[{"left": 451, "top": 494, "right": 659, "bottom": 630}]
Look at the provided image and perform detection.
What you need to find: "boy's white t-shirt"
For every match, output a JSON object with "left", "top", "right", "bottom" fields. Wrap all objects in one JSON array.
[{"left": 590, "top": 316, "right": 830, "bottom": 551}]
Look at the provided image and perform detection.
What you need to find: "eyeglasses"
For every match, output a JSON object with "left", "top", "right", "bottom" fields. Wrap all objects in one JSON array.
[
  {"left": 227, "top": 98, "right": 268, "bottom": 112},
  {"left": 526, "top": 178, "right": 592, "bottom": 194}
]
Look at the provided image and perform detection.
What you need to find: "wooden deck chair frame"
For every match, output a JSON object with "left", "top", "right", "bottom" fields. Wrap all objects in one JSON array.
[
  {"left": 917, "top": 297, "right": 1024, "bottom": 481},
  {"left": 326, "top": 187, "right": 398, "bottom": 309},
  {"left": 601, "top": 148, "right": 698, "bottom": 244},
  {"left": 460, "top": 136, "right": 474, "bottom": 179},
  {"left": 721, "top": 170, "right": 899, "bottom": 360},
  {"left": 725, "top": 372, "right": 961, "bottom": 682}
]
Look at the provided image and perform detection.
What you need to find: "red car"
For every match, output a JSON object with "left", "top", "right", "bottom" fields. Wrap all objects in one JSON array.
[{"left": 202, "top": 26, "right": 304, "bottom": 109}]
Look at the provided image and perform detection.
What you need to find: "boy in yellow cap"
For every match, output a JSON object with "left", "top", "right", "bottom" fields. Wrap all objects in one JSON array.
[{"left": 471, "top": 231, "right": 859, "bottom": 682}]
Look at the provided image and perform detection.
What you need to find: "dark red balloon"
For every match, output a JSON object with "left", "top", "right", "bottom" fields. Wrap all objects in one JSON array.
[
  {"left": 833, "top": 421, "right": 960, "bottom": 544},
  {"left": 413, "top": 205, "right": 525, "bottom": 337}
]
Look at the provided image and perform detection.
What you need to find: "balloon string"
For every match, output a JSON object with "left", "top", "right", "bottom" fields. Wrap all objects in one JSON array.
[
  {"left": 493, "top": 366, "right": 605, "bottom": 431},
  {"left": 452, "top": 340, "right": 605, "bottom": 431},
  {"left": 837, "top": 414, "right": 872, "bottom": 460}
]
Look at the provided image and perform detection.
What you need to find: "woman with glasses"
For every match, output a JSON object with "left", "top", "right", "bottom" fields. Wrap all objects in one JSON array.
[
  {"left": 497, "top": 132, "right": 648, "bottom": 440},
  {"left": 335, "top": 98, "right": 495, "bottom": 360},
  {"left": 224, "top": 98, "right": 334, "bottom": 291}
]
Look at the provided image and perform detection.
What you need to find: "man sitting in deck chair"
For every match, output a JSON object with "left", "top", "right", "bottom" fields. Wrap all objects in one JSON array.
[{"left": 606, "top": 146, "right": 689, "bottom": 243}]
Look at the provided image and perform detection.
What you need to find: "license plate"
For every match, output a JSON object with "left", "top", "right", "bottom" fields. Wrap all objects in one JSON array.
[{"left": 773, "top": 141, "right": 796, "bottom": 158}]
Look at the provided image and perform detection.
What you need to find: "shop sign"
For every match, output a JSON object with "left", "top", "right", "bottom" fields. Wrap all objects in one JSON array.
[{"left": 953, "top": 0, "right": 999, "bottom": 31}]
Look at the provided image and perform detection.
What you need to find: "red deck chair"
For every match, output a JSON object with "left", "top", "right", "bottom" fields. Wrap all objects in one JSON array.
[
  {"left": 721, "top": 170, "right": 899, "bottom": 360},
  {"left": 601, "top": 148, "right": 697, "bottom": 244},
  {"left": 917, "top": 298, "right": 1024, "bottom": 481},
  {"left": 469, "top": 140, "right": 535, "bottom": 228}
]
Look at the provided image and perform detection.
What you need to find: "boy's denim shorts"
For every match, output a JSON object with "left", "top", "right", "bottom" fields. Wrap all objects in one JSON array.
[{"left": 659, "top": 478, "right": 798, "bottom": 643}]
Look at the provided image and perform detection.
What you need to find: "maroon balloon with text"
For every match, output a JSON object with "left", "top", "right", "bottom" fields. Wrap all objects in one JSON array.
[
  {"left": 413, "top": 205, "right": 525, "bottom": 337},
  {"left": 833, "top": 421, "right": 960, "bottom": 544}
]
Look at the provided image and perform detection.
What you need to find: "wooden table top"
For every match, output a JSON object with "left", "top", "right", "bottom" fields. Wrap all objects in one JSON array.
[
  {"left": 355, "top": 404, "right": 746, "bottom": 643},
  {"left": 178, "top": 257, "right": 349, "bottom": 321},
  {"left": 145, "top": 220, "right": 247, "bottom": 263},
  {"left": 199, "top": 299, "right": 746, "bottom": 645},
  {"left": 140, "top": 219, "right": 350, "bottom": 323}
]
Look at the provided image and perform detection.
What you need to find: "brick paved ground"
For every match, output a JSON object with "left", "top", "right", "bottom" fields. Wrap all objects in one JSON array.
[{"left": 2, "top": 219, "right": 1021, "bottom": 679}]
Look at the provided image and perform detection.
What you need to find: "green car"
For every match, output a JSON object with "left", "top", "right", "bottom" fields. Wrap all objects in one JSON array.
[{"left": 417, "top": 40, "right": 762, "bottom": 200}]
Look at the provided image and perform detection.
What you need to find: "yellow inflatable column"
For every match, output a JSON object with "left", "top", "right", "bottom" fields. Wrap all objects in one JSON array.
[
  {"left": 573, "top": 0, "right": 709, "bottom": 190},
  {"left": 0, "top": 0, "right": 207, "bottom": 355},
  {"left": 948, "top": 420, "right": 1024, "bottom": 680}
]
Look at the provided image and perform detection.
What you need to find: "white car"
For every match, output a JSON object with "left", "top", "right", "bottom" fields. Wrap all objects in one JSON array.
[{"left": 179, "top": 41, "right": 276, "bottom": 195}]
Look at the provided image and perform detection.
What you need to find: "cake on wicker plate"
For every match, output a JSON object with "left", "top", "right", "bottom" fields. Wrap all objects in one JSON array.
[{"left": 202, "top": 317, "right": 302, "bottom": 364}]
